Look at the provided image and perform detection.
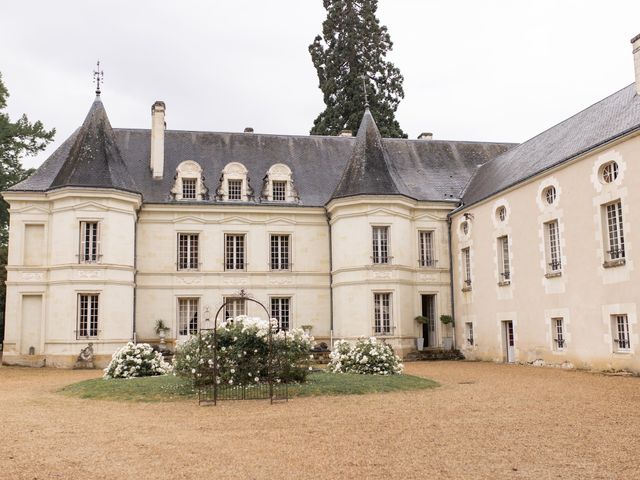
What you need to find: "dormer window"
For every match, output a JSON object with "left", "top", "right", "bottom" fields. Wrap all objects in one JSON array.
[
  {"left": 261, "top": 164, "right": 299, "bottom": 203},
  {"left": 217, "top": 162, "right": 253, "bottom": 202},
  {"left": 182, "top": 178, "right": 197, "bottom": 199},
  {"left": 172, "top": 161, "right": 207, "bottom": 201},
  {"left": 272, "top": 181, "right": 286, "bottom": 201},
  {"left": 228, "top": 179, "right": 243, "bottom": 200}
]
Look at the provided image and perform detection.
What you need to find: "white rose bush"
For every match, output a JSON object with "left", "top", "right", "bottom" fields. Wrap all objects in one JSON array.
[
  {"left": 103, "top": 342, "right": 172, "bottom": 379},
  {"left": 328, "top": 337, "right": 404, "bottom": 375},
  {"left": 173, "top": 316, "right": 313, "bottom": 387}
]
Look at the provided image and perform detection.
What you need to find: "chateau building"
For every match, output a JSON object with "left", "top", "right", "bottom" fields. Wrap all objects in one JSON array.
[{"left": 3, "top": 34, "right": 640, "bottom": 371}]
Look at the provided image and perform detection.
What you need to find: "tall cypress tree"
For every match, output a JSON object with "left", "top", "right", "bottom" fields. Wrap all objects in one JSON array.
[{"left": 309, "top": 0, "right": 406, "bottom": 138}]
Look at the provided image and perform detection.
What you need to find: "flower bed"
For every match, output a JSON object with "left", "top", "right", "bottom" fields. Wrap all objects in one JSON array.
[
  {"left": 328, "top": 337, "right": 404, "bottom": 375},
  {"left": 173, "top": 316, "right": 313, "bottom": 386},
  {"left": 103, "top": 342, "right": 172, "bottom": 379}
]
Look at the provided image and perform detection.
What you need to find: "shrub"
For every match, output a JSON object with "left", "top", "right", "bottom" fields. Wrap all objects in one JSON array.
[
  {"left": 103, "top": 342, "right": 171, "bottom": 379},
  {"left": 173, "top": 316, "right": 313, "bottom": 386},
  {"left": 328, "top": 337, "right": 404, "bottom": 375}
]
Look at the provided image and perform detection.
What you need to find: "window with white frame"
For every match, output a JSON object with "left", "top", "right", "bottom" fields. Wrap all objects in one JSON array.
[
  {"left": 225, "top": 234, "right": 246, "bottom": 270},
  {"left": 545, "top": 220, "right": 562, "bottom": 273},
  {"left": 79, "top": 221, "right": 100, "bottom": 263},
  {"left": 270, "top": 234, "right": 290, "bottom": 270},
  {"left": 497, "top": 236, "right": 510, "bottom": 282},
  {"left": 77, "top": 294, "right": 99, "bottom": 338},
  {"left": 272, "top": 181, "right": 287, "bottom": 201},
  {"left": 544, "top": 186, "right": 557, "bottom": 205},
  {"left": 604, "top": 201, "right": 625, "bottom": 262},
  {"left": 601, "top": 161, "right": 619, "bottom": 184},
  {"left": 218, "top": 162, "right": 251, "bottom": 202},
  {"left": 612, "top": 314, "right": 631, "bottom": 352},
  {"left": 373, "top": 293, "right": 392, "bottom": 335},
  {"left": 419, "top": 231, "right": 435, "bottom": 267},
  {"left": 228, "top": 179, "right": 243, "bottom": 201},
  {"left": 271, "top": 297, "right": 290, "bottom": 331},
  {"left": 465, "top": 322, "right": 474, "bottom": 346},
  {"left": 552, "top": 318, "right": 565, "bottom": 351},
  {"left": 177, "top": 233, "right": 199, "bottom": 270},
  {"left": 172, "top": 161, "right": 206, "bottom": 201},
  {"left": 182, "top": 178, "right": 197, "bottom": 199},
  {"left": 462, "top": 247, "right": 471, "bottom": 288},
  {"left": 372, "top": 226, "right": 389, "bottom": 264},
  {"left": 178, "top": 298, "right": 199, "bottom": 336},
  {"left": 224, "top": 297, "right": 246, "bottom": 321}
]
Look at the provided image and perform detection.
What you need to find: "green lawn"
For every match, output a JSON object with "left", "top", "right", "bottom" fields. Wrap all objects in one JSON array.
[{"left": 61, "top": 371, "right": 438, "bottom": 402}]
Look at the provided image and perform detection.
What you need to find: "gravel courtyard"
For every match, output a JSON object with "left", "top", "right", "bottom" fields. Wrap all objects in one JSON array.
[{"left": 1, "top": 361, "right": 638, "bottom": 480}]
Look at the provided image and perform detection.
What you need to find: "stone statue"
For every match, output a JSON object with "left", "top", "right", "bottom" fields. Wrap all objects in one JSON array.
[{"left": 73, "top": 343, "right": 95, "bottom": 369}]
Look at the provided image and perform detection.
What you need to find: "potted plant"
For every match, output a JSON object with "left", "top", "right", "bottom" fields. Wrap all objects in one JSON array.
[
  {"left": 414, "top": 316, "right": 428, "bottom": 351},
  {"left": 440, "top": 315, "right": 454, "bottom": 349},
  {"left": 155, "top": 319, "right": 170, "bottom": 351}
]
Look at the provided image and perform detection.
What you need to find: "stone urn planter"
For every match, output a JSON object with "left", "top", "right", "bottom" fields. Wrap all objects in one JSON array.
[{"left": 155, "top": 319, "right": 170, "bottom": 352}]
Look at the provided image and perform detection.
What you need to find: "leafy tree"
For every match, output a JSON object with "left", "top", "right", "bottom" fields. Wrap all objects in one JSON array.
[
  {"left": 309, "top": 0, "right": 406, "bottom": 138},
  {"left": 0, "top": 72, "right": 55, "bottom": 342}
]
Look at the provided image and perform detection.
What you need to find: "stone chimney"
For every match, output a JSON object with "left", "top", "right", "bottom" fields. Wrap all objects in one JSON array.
[
  {"left": 150, "top": 101, "right": 166, "bottom": 179},
  {"left": 339, "top": 129, "right": 352, "bottom": 137},
  {"left": 418, "top": 132, "right": 433, "bottom": 140},
  {"left": 244, "top": 127, "right": 254, "bottom": 133},
  {"left": 632, "top": 33, "right": 640, "bottom": 95}
]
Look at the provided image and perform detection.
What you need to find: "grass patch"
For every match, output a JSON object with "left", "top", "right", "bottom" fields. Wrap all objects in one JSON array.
[{"left": 61, "top": 372, "right": 438, "bottom": 403}]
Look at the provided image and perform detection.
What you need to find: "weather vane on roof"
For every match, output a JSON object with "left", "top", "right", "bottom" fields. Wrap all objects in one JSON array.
[
  {"left": 361, "top": 74, "right": 369, "bottom": 109},
  {"left": 93, "top": 60, "right": 104, "bottom": 96}
]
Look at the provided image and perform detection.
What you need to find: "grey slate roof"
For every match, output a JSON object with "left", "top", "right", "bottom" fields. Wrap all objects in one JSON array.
[
  {"left": 10, "top": 99, "right": 514, "bottom": 206},
  {"left": 332, "top": 107, "right": 403, "bottom": 199},
  {"left": 463, "top": 84, "right": 640, "bottom": 206},
  {"left": 14, "top": 97, "right": 138, "bottom": 194}
]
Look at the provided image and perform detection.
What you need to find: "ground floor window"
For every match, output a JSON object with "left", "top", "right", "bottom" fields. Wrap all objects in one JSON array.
[
  {"left": 374, "top": 293, "right": 392, "bottom": 335},
  {"left": 612, "top": 314, "right": 630, "bottom": 352},
  {"left": 552, "top": 318, "right": 565, "bottom": 351},
  {"left": 77, "top": 294, "right": 99, "bottom": 338},
  {"left": 271, "top": 297, "right": 290, "bottom": 331},
  {"left": 224, "top": 297, "right": 246, "bottom": 321},
  {"left": 465, "top": 322, "right": 474, "bottom": 346},
  {"left": 178, "top": 298, "right": 199, "bottom": 336}
]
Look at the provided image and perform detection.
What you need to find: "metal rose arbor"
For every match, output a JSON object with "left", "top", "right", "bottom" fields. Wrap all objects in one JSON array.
[{"left": 197, "top": 290, "right": 289, "bottom": 405}]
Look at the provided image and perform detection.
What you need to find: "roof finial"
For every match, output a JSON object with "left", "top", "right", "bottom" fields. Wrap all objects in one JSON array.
[
  {"left": 93, "top": 60, "right": 104, "bottom": 96},
  {"left": 361, "top": 74, "right": 369, "bottom": 109}
]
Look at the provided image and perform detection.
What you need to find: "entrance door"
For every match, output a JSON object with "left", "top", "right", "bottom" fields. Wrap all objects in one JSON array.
[
  {"left": 421, "top": 295, "right": 437, "bottom": 348},
  {"left": 20, "top": 295, "right": 42, "bottom": 355},
  {"left": 502, "top": 320, "right": 515, "bottom": 363}
]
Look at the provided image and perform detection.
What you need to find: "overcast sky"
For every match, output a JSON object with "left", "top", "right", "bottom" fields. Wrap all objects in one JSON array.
[{"left": 2, "top": 0, "right": 639, "bottom": 169}]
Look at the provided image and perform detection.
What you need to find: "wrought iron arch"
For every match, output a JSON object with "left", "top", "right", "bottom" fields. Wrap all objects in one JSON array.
[{"left": 198, "top": 290, "right": 288, "bottom": 405}]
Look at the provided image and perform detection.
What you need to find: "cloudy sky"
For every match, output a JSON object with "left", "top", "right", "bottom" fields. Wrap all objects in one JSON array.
[{"left": 2, "top": 0, "right": 639, "bottom": 169}]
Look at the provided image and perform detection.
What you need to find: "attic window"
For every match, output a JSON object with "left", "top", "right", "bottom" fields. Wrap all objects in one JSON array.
[
  {"left": 261, "top": 164, "right": 299, "bottom": 203},
  {"left": 172, "top": 161, "right": 207, "bottom": 201},
  {"left": 544, "top": 186, "right": 556, "bottom": 205},
  {"left": 217, "top": 162, "right": 253, "bottom": 202},
  {"left": 228, "top": 180, "right": 242, "bottom": 200},
  {"left": 496, "top": 206, "right": 507, "bottom": 222},
  {"left": 601, "top": 161, "right": 619, "bottom": 184},
  {"left": 182, "top": 178, "right": 197, "bottom": 199}
]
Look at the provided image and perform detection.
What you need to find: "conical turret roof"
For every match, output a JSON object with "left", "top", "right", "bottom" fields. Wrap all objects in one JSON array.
[
  {"left": 50, "top": 97, "right": 138, "bottom": 193},
  {"left": 331, "top": 108, "right": 403, "bottom": 200}
]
